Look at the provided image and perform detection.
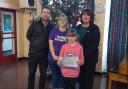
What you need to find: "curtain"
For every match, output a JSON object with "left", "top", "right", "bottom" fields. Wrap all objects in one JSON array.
[{"left": 107, "top": 0, "right": 128, "bottom": 72}]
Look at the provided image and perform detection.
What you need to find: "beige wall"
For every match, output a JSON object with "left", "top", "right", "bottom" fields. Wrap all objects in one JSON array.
[
  {"left": 0, "top": 0, "right": 107, "bottom": 72},
  {"left": 16, "top": 11, "right": 24, "bottom": 57},
  {"left": 95, "top": 0, "right": 106, "bottom": 72},
  {"left": 0, "top": 0, "right": 19, "bottom": 9},
  {"left": 0, "top": 0, "right": 18, "bottom": 3}
]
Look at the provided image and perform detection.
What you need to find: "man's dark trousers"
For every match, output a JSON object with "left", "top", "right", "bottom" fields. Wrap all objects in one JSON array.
[{"left": 28, "top": 51, "right": 48, "bottom": 89}]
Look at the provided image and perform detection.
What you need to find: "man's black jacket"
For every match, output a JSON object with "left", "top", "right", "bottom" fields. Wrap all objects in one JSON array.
[{"left": 27, "top": 19, "right": 54, "bottom": 53}]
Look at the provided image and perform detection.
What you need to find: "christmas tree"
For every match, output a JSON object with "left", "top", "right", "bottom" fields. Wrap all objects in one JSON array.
[
  {"left": 42, "top": 0, "right": 88, "bottom": 26},
  {"left": 42, "top": 0, "right": 93, "bottom": 27}
]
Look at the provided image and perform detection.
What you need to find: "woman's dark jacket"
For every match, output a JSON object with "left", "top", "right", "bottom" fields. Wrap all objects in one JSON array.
[{"left": 76, "top": 24, "right": 100, "bottom": 65}]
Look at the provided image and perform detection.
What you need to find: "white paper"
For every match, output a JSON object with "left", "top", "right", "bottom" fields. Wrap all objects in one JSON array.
[{"left": 60, "top": 56, "right": 79, "bottom": 68}]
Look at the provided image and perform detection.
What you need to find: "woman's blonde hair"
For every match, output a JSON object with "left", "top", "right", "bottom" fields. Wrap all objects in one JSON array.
[{"left": 56, "top": 14, "right": 69, "bottom": 29}]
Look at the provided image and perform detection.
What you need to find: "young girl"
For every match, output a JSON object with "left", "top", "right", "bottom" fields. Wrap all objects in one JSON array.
[
  {"left": 48, "top": 14, "right": 69, "bottom": 89},
  {"left": 58, "top": 28, "right": 84, "bottom": 89}
]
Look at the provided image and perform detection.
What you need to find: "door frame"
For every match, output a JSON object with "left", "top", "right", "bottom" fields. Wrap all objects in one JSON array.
[{"left": 0, "top": 8, "right": 17, "bottom": 63}]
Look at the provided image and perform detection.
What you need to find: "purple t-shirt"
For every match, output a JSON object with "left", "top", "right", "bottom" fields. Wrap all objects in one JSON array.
[{"left": 48, "top": 28, "right": 67, "bottom": 61}]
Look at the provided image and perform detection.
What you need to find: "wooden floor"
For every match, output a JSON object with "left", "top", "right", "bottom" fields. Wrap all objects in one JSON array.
[{"left": 0, "top": 60, "right": 127, "bottom": 89}]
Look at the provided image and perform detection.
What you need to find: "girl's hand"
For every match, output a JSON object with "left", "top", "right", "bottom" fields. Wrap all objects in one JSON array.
[
  {"left": 53, "top": 55, "right": 59, "bottom": 61},
  {"left": 76, "top": 60, "right": 80, "bottom": 65},
  {"left": 57, "top": 58, "right": 63, "bottom": 67}
]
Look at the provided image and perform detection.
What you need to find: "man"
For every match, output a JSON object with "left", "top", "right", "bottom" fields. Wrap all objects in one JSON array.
[{"left": 27, "top": 6, "right": 54, "bottom": 89}]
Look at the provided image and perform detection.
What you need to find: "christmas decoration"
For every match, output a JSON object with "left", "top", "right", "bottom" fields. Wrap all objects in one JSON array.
[{"left": 42, "top": 0, "right": 89, "bottom": 27}]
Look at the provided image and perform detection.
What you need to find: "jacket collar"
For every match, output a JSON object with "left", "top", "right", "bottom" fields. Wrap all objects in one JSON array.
[
  {"left": 77, "top": 23, "right": 95, "bottom": 31},
  {"left": 39, "top": 18, "right": 53, "bottom": 28}
]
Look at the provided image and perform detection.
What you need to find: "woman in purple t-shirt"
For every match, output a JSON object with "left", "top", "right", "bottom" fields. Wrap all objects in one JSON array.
[{"left": 48, "top": 14, "right": 69, "bottom": 88}]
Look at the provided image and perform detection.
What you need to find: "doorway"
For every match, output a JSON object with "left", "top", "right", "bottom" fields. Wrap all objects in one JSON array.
[{"left": 0, "top": 8, "right": 17, "bottom": 63}]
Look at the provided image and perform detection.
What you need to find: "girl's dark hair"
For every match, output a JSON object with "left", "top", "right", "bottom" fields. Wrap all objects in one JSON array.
[
  {"left": 80, "top": 9, "right": 94, "bottom": 24},
  {"left": 67, "top": 28, "right": 79, "bottom": 41}
]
